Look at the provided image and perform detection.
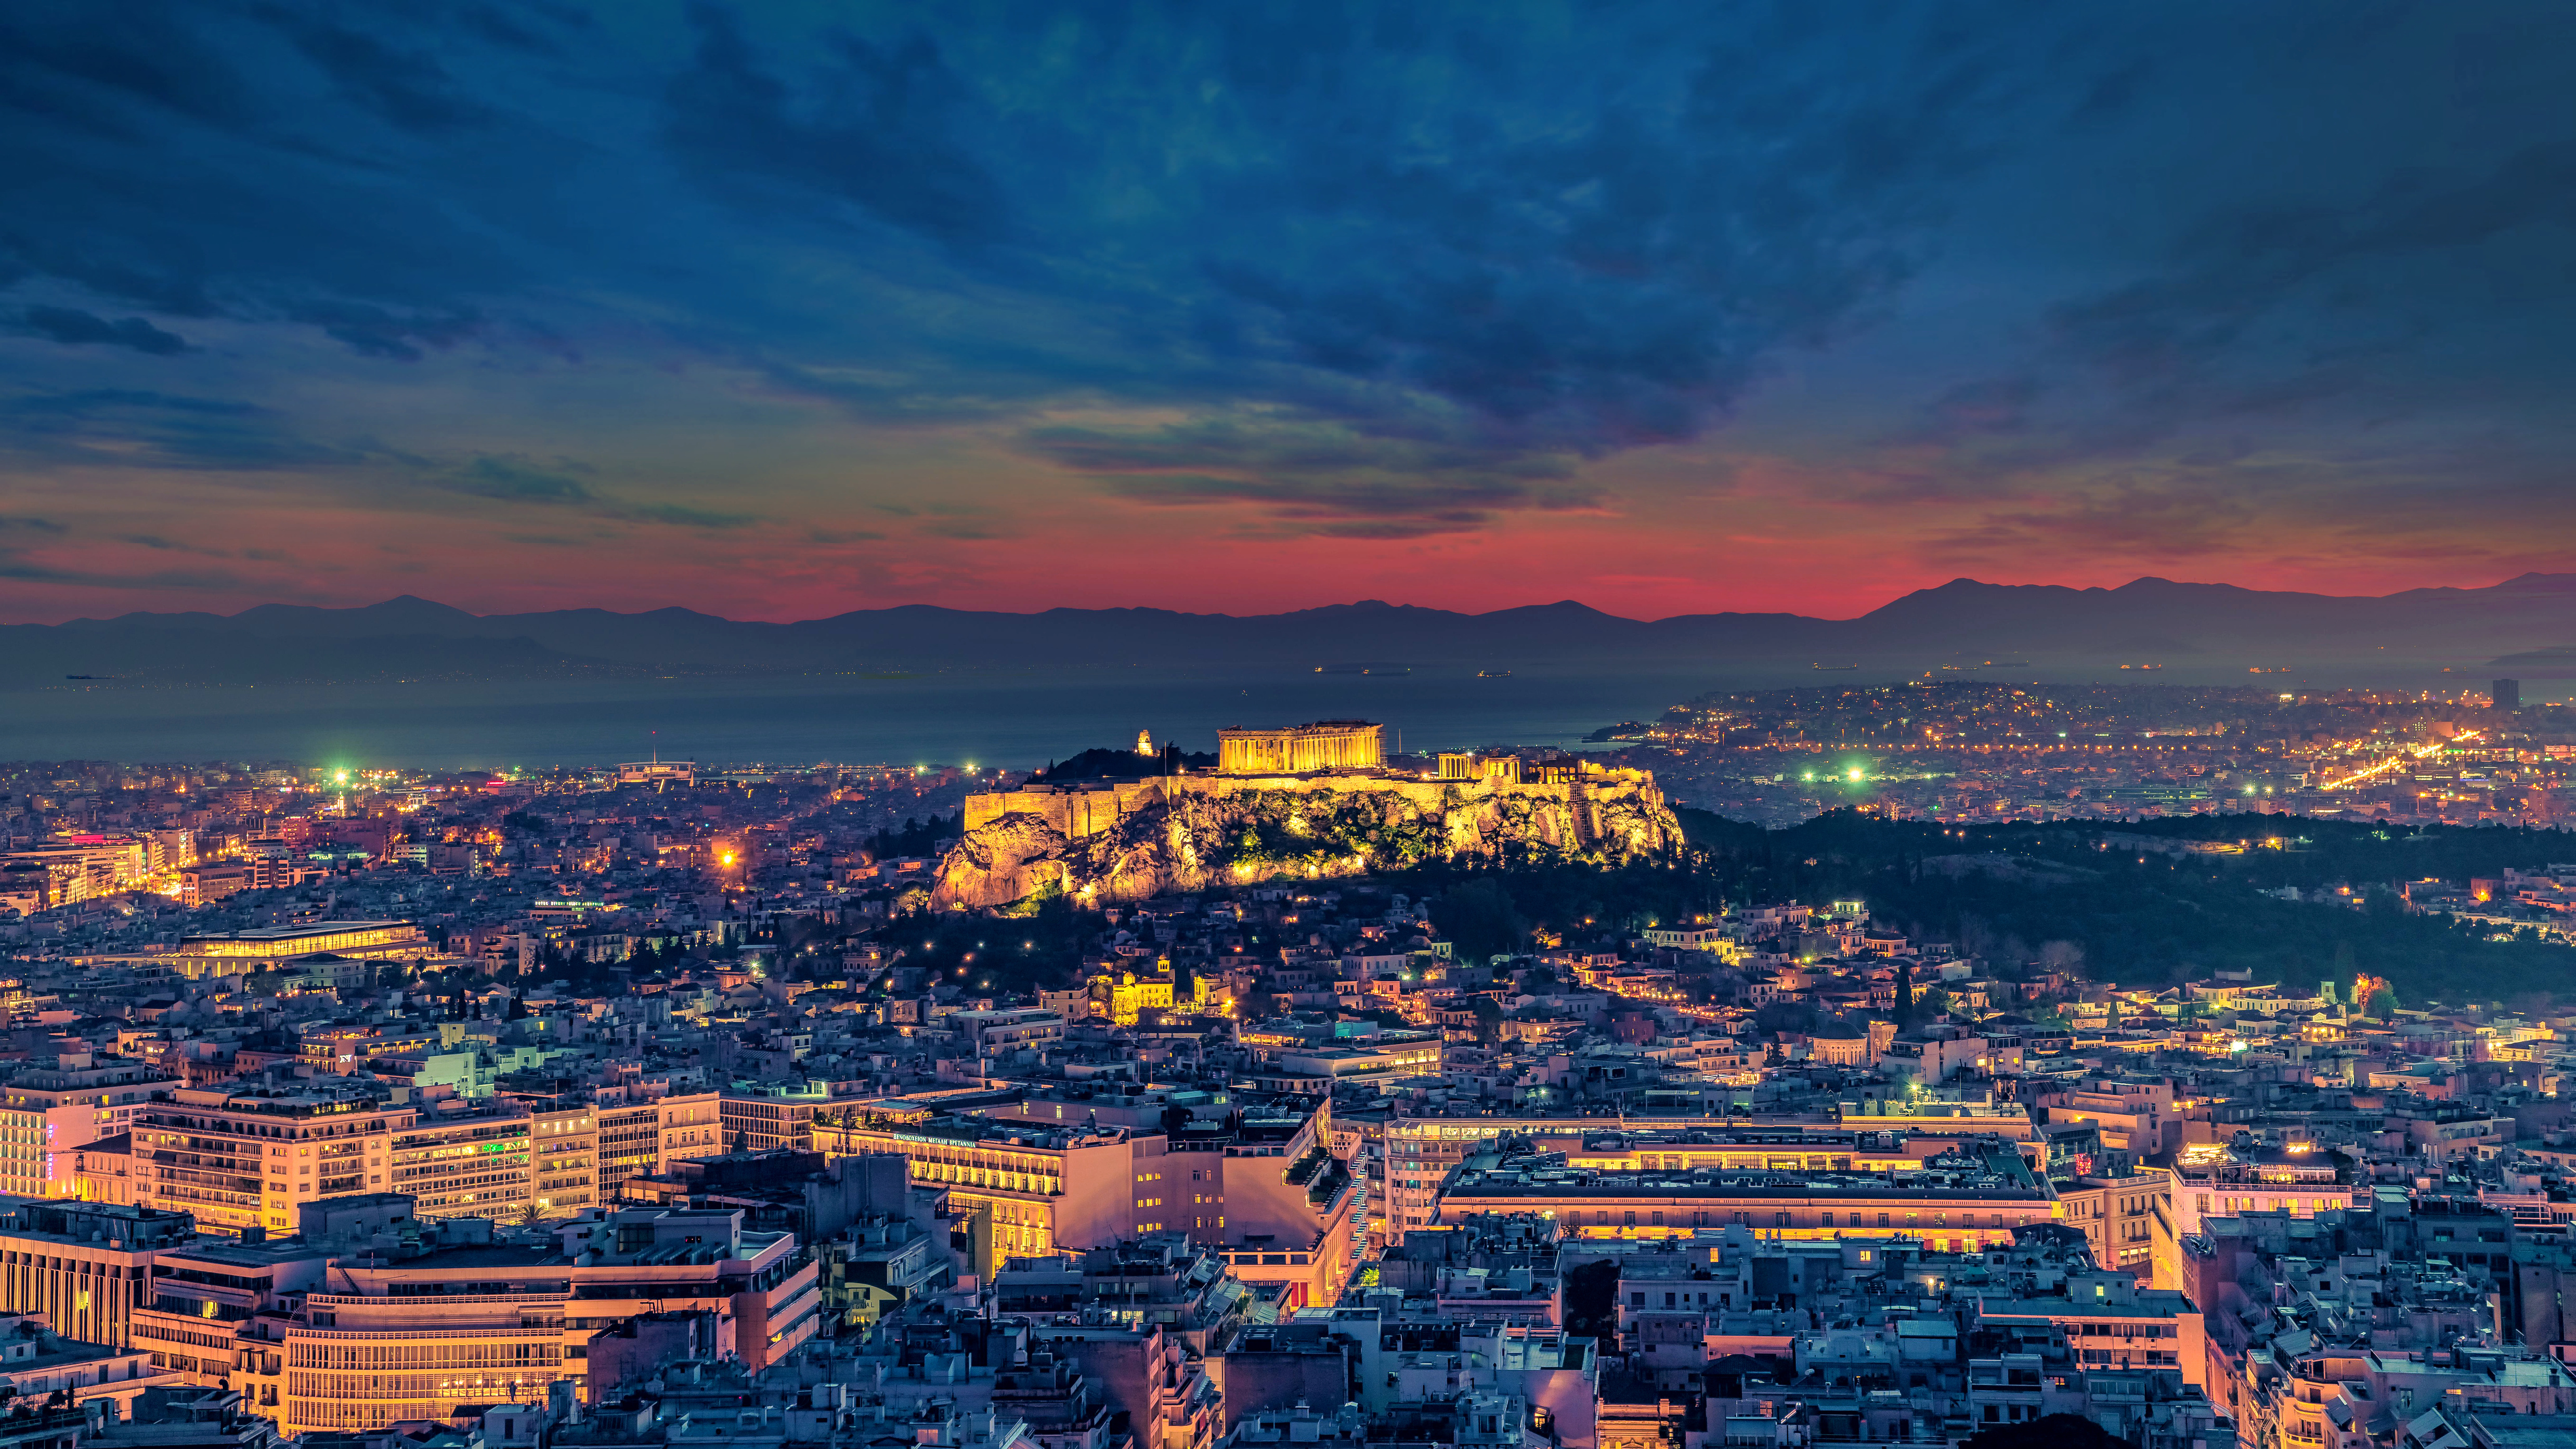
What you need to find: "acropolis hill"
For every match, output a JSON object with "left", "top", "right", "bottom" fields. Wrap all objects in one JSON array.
[{"left": 930, "top": 722, "right": 1680, "bottom": 908}]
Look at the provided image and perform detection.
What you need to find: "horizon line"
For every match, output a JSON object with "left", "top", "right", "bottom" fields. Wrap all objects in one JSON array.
[{"left": 10, "top": 569, "right": 2570, "bottom": 632}]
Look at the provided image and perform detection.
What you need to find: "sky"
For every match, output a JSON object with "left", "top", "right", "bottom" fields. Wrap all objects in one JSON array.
[{"left": 3, "top": 1, "right": 2574, "bottom": 624}]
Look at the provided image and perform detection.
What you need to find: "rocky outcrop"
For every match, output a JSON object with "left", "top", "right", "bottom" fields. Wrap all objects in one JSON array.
[{"left": 930, "top": 769, "right": 1678, "bottom": 909}]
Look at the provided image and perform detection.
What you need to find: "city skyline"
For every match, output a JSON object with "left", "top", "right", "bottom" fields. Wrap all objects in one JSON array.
[{"left": 5, "top": 4, "right": 2574, "bottom": 622}]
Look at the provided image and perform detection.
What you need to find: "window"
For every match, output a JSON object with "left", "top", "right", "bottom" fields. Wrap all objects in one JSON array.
[{"left": 1822, "top": 1212, "right": 1835, "bottom": 1228}]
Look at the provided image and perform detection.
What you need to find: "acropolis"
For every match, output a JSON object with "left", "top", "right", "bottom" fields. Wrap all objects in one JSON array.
[{"left": 937, "top": 717, "right": 1677, "bottom": 907}]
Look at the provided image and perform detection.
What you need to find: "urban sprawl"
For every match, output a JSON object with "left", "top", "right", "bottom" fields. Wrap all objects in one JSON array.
[{"left": 0, "top": 683, "right": 2571, "bottom": 1449}]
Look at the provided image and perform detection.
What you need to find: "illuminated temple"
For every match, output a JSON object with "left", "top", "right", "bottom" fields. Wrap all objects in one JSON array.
[{"left": 1215, "top": 720, "right": 1384, "bottom": 775}]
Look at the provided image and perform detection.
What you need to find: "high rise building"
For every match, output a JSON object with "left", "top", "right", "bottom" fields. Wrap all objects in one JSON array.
[{"left": 2496, "top": 677, "right": 2523, "bottom": 713}]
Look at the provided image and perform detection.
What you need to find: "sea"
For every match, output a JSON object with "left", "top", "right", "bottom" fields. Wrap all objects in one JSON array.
[{"left": 0, "top": 664, "right": 1731, "bottom": 771}]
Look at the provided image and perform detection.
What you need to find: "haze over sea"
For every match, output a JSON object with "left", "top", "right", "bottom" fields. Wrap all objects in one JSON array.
[{"left": 0, "top": 665, "right": 1722, "bottom": 771}]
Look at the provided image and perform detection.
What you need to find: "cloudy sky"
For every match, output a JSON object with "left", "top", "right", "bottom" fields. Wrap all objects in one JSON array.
[{"left": 3, "top": 1, "right": 2571, "bottom": 622}]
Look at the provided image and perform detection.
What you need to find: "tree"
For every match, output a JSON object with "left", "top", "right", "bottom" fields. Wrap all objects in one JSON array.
[
  {"left": 1469, "top": 996, "right": 1506, "bottom": 1045},
  {"left": 1962, "top": 1415, "right": 2124, "bottom": 1449},
  {"left": 1561, "top": 1259, "right": 1620, "bottom": 1341},
  {"left": 1433, "top": 880, "right": 1526, "bottom": 961},
  {"left": 1894, "top": 959, "right": 1915, "bottom": 1028}
]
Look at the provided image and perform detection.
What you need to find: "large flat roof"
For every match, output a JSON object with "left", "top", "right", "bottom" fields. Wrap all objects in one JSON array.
[
  {"left": 1440, "top": 1172, "right": 2048, "bottom": 1202},
  {"left": 179, "top": 921, "right": 415, "bottom": 943}
]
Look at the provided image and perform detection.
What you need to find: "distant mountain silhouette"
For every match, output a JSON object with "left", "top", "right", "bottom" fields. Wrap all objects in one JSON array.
[{"left": 7, "top": 575, "right": 2572, "bottom": 686}]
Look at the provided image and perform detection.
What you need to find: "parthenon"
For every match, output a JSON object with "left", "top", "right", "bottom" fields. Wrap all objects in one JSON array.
[{"left": 1215, "top": 720, "right": 1384, "bottom": 775}]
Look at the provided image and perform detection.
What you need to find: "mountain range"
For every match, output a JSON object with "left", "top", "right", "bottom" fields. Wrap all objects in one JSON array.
[{"left": 7, "top": 574, "right": 2572, "bottom": 687}]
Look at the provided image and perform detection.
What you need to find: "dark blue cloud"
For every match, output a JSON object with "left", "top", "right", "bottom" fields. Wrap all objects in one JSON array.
[
  {"left": 18, "top": 305, "right": 189, "bottom": 354},
  {"left": 0, "top": 0, "right": 2569, "bottom": 564}
]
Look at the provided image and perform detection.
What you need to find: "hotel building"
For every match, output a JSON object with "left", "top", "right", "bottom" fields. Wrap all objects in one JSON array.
[
  {"left": 131, "top": 1084, "right": 415, "bottom": 1237},
  {"left": 1, "top": 1058, "right": 175, "bottom": 1197},
  {"left": 718, "top": 1088, "right": 826, "bottom": 1156},
  {"left": 825, "top": 1115, "right": 1135, "bottom": 1267}
]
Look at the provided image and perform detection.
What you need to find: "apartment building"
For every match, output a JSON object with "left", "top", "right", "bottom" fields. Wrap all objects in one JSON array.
[
  {"left": 2055, "top": 1172, "right": 2171, "bottom": 1280},
  {"left": 388, "top": 1104, "right": 532, "bottom": 1219},
  {"left": 0, "top": 1200, "right": 194, "bottom": 1350},
  {"left": 952, "top": 1009, "right": 1068, "bottom": 1056},
  {"left": 1974, "top": 1273, "right": 2211, "bottom": 1388},
  {"left": 2036, "top": 1076, "right": 2181, "bottom": 1158},
  {"left": 278, "top": 1206, "right": 819, "bottom": 1433},
  {"left": 854, "top": 1092, "right": 1359, "bottom": 1308},
  {"left": 131, "top": 1084, "right": 416, "bottom": 1237}
]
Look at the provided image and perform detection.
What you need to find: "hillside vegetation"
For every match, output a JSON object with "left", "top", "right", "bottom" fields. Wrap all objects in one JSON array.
[{"left": 1376, "top": 812, "right": 2576, "bottom": 1007}]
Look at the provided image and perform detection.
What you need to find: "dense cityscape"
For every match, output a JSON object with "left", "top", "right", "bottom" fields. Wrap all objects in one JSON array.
[
  {"left": 0, "top": 693, "right": 2565, "bottom": 1449},
  {"left": 3, "top": 6, "right": 2568, "bottom": 1449},
  {"left": 1611, "top": 681, "right": 2571, "bottom": 829}
]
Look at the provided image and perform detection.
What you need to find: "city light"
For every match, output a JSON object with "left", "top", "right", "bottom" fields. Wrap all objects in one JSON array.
[{"left": 2317, "top": 728, "right": 2482, "bottom": 790}]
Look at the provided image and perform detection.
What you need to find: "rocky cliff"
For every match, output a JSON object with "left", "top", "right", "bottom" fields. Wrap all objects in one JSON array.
[{"left": 929, "top": 770, "right": 1679, "bottom": 909}]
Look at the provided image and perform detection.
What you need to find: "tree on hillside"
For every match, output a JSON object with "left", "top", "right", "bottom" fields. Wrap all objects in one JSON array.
[{"left": 1434, "top": 879, "right": 1526, "bottom": 962}]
